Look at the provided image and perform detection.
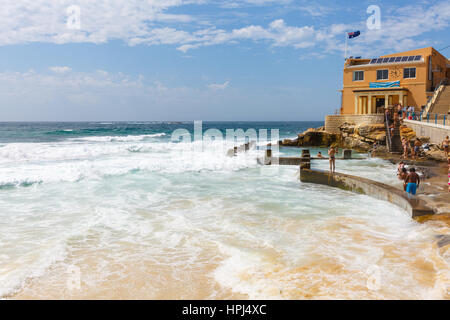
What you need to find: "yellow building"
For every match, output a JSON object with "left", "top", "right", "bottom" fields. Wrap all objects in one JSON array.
[{"left": 340, "top": 47, "right": 450, "bottom": 115}]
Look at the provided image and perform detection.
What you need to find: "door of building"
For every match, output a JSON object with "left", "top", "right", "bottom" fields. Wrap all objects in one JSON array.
[{"left": 376, "top": 98, "right": 385, "bottom": 108}]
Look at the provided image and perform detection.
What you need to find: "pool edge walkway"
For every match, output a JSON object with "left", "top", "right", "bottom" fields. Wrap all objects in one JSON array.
[{"left": 299, "top": 168, "right": 435, "bottom": 218}]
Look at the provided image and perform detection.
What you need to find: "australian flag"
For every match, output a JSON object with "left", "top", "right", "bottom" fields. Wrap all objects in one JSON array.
[{"left": 348, "top": 31, "right": 360, "bottom": 39}]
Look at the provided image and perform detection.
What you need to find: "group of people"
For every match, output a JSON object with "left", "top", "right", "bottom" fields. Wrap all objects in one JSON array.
[
  {"left": 397, "top": 161, "right": 421, "bottom": 196},
  {"left": 393, "top": 104, "right": 421, "bottom": 120},
  {"left": 386, "top": 104, "right": 405, "bottom": 137},
  {"left": 403, "top": 105, "right": 421, "bottom": 120},
  {"left": 319, "top": 135, "right": 449, "bottom": 192},
  {"left": 401, "top": 137, "right": 422, "bottom": 160}
]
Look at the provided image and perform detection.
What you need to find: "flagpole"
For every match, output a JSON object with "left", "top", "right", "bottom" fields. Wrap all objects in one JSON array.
[{"left": 344, "top": 32, "right": 348, "bottom": 60}]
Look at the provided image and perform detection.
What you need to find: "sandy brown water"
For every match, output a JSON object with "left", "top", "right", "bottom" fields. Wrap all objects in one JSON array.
[{"left": 10, "top": 213, "right": 450, "bottom": 300}]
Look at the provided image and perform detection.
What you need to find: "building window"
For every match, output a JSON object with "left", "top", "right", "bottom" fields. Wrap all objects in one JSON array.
[
  {"left": 404, "top": 67, "right": 416, "bottom": 79},
  {"left": 353, "top": 71, "right": 364, "bottom": 81},
  {"left": 377, "top": 69, "right": 389, "bottom": 80}
]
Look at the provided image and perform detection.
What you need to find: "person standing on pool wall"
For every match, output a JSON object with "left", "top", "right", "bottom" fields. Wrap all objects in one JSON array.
[
  {"left": 328, "top": 146, "right": 336, "bottom": 173},
  {"left": 405, "top": 167, "right": 420, "bottom": 196}
]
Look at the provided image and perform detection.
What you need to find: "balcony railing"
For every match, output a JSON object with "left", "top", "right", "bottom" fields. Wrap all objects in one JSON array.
[{"left": 403, "top": 111, "right": 449, "bottom": 127}]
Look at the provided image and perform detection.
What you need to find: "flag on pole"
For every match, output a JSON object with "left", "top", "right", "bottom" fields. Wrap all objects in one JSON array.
[{"left": 348, "top": 31, "right": 360, "bottom": 39}]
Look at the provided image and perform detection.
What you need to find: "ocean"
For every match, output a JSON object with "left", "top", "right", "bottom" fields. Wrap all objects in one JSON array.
[{"left": 0, "top": 121, "right": 448, "bottom": 299}]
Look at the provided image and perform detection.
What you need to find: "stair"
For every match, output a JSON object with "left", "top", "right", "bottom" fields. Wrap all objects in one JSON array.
[
  {"left": 425, "top": 81, "right": 450, "bottom": 116},
  {"left": 389, "top": 125, "right": 403, "bottom": 153},
  {"left": 385, "top": 112, "right": 403, "bottom": 154},
  {"left": 429, "top": 85, "right": 450, "bottom": 114}
]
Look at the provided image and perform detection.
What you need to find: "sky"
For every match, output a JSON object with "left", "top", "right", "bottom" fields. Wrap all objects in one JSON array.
[{"left": 0, "top": 0, "right": 449, "bottom": 121}]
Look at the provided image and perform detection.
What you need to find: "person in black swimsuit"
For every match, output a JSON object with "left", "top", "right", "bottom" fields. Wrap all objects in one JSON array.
[{"left": 328, "top": 146, "right": 336, "bottom": 172}]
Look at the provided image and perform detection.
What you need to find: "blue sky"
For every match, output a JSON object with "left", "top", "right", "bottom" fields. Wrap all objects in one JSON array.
[{"left": 0, "top": 0, "right": 449, "bottom": 121}]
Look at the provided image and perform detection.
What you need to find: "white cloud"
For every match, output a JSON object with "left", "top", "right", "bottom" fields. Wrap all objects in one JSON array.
[
  {"left": 0, "top": 0, "right": 203, "bottom": 45},
  {"left": 219, "top": 0, "right": 292, "bottom": 9},
  {"left": 0, "top": 0, "right": 448, "bottom": 59},
  {"left": 297, "top": 5, "right": 333, "bottom": 17},
  {"left": 49, "top": 66, "right": 72, "bottom": 73},
  {"left": 343, "top": 2, "right": 450, "bottom": 58},
  {"left": 208, "top": 81, "right": 230, "bottom": 90}
]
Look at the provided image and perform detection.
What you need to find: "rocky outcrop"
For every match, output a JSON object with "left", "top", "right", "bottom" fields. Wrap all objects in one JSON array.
[
  {"left": 281, "top": 128, "right": 342, "bottom": 147},
  {"left": 400, "top": 125, "right": 417, "bottom": 141},
  {"left": 280, "top": 123, "right": 386, "bottom": 151},
  {"left": 280, "top": 121, "right": 447, "bottom": 162},
  {"left": 422, "top": 145, "right": 448, "bottom": 162},
  {"left": 340, "top": 123, "right": 386, "bottom": 151}
]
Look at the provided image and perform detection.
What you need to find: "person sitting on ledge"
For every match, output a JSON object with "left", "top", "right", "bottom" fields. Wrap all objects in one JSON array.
[
  {"left": 412, "top": 138, "right": 421, "bottom": 160},
  {"left": 405, "top": 167, "right": 420, "bottom": 196}
]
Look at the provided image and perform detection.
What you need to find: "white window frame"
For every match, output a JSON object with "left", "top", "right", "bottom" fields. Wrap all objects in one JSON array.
[
  {"left": 403, "top": 67, "right": 416, "bottom": 79},
  {"left": 376, "top": 69, "right": 389, "bottom": 80},
  {"left": 353, "top": 70, "right": 364, "bottom": 81}
]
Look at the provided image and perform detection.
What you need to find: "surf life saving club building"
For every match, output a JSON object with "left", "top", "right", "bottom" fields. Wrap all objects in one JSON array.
[{"left": 340, "top": 31, "right": 450, "bottom": 115}]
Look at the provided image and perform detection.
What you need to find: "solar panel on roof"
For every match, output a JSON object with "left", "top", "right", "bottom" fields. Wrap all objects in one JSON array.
[{"left": 365, "top": 55, "right": 422, "bottom": 66}]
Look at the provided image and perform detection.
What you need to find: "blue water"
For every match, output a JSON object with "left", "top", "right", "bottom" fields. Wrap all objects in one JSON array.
[
  {"left": 0, "top": 121, "right": 448, "bottom": 299},
  {"left": 0, "top": 121, "right": 322, "bottom": 143}
]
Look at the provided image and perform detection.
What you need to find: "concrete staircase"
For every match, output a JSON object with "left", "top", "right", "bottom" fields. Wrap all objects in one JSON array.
[
  {"left": 428, "top": 85, "right": 450, "bottom": 115},
  {"left": 389, "top": 124, "right": 403, "bottom": 153},
  {"left": 424, "top": 80, "right": 450, "bottom": 116},
  {"left": 385, "top": 113, "right": 403, "bottom": 154}
]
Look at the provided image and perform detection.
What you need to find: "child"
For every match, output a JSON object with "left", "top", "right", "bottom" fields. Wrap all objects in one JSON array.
[
  {"left": 397, "top": 161, "right": 405, "bottom": 177},
  {"left": 412, "top": 139, "right": 421, "bottom": 160}
]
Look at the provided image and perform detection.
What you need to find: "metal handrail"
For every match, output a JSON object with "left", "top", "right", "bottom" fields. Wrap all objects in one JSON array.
[
  {"left": 406, "top": 112, "right": 449, "bottom": 126},
  {"left": 385, "top": 112, "right": 392, "bottom": 150}
]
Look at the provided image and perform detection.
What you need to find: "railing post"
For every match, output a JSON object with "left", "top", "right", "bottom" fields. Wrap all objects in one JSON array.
[
  {"left": 427, "top": 114, "right": 429, "bottom": 123},
  {"left": 435, "top": 114, "right": 438, "bottom": 124},
  {"left": 444, "top": 115, "right": 446, "bottom": 126}
]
